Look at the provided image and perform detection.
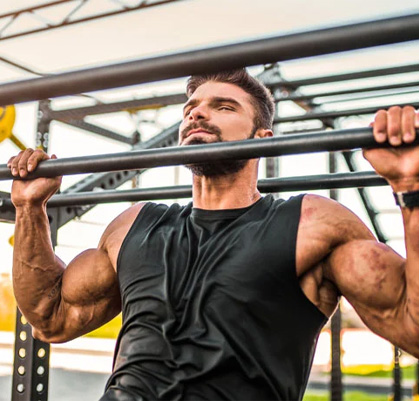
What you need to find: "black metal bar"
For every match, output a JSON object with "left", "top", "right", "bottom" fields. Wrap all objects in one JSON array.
[
  {"left": 329, "top": 154, "right": 343, "bottom": 401},
  {"left": 277, "top": 81, "right": 419, "bottom": 102},
  {"left": 393, "top": 347, "right": 402, "bottom": 401},
  {"left": 312, "top": 87, "right": 419, "bottom": 106},
  {"left": 0, "top": 128, "right": 416, "bottom": 181},
  {"left": 61, "top": 120, "right": 135, "bottom": 145},
  {"left": 274, "top": 101, "right": 419, "bottom": 123},
  {"left": 277, "top": 63, "right": 419, "bottom": 88},
  {"left": 1, "top": 14, "right": 419, "bottom": 105},
  {"left": 0, "top": 171, "right": 387, "bottom": 208},
  {"left": 49, "top": 93, "right": 187, "bottom": 120}
]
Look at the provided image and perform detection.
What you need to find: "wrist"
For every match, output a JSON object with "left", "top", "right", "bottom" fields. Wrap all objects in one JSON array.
[
  {"left": 14, "top": 202, "right": 47, "bottom": 216},
  {"left": 388, "top": 176, "right": 419, "bottom": 193}
]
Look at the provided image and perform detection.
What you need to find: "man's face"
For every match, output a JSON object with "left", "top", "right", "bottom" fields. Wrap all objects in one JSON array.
[
  {"left": 179, "top": 81, "right": 257, "bottom": 146},
  {"left": 178, "top": 82, "right": 258, "bottom": 177}
]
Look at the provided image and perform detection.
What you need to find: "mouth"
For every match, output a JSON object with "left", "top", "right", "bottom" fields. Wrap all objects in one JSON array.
[{"left": 186, "top": 129, "right": 213, "bottom": 138}]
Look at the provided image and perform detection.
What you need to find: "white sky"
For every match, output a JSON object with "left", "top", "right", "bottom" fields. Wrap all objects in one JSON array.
[{"left": 1, "top": 0, "right": 419, "bottom": 269}]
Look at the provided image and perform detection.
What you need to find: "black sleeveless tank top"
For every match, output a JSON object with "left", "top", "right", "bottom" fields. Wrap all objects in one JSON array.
[{"left": 101, "top": 194, "right": 327, "bottom": 401}]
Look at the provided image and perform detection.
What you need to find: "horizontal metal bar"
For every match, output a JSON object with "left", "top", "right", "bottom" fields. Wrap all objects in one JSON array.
[
  {"left": 1, "top": 127, "right": 416, "bottom": 181},
  {"left": 312, "top": 86, "right": 419, "bottom": 106},
  {"left": 278, "top": 81, "right": 419, "bottom": 102},
  {"left": 279, "top": 62, "right": 419, "bottom": 88},
  {"left": 274, "top": 101, "right": 419, "bottom": 123},
  {"left": 61, "top": 120, "right": 135, "bottom": 144},
  {"left": 49, "top": 93, "right": 187, "bottom": 120},
  {"left": 1, "top": 13, "right": 419, "bottom": 105},
  {"left": 0, "top": 171, "right": 387, "bottom": 208}
]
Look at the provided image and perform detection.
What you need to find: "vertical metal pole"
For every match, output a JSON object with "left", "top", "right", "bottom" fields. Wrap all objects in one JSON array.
[
  {"left": 266, "top": 71, "right": 283, "bottom": 196},
  {"left": 392, "top": 347, "right": 402, "bottom": 401},
  {"left": 329, "top": 152, "right": 343, "bottom": 401},
  {"left": 12, "top": 100, "right": 53, "bottom": 401}
]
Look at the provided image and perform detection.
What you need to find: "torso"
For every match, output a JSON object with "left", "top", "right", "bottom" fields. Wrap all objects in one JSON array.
[
  {"left": 104, "top": 193, "right": 369, "bottom": 320},
  {"left": 104, "top": 194, "right": 328, "bottom": 401}
]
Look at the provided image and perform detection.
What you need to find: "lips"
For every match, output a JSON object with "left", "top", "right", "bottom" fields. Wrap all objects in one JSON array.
[{"left": 186, "top": 129, "right": 213, "bottom": 138}]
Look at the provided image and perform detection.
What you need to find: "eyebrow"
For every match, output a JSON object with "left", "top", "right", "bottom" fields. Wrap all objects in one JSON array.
[{"left": 183, "top": 96, "right": 244, "bottom": 114}]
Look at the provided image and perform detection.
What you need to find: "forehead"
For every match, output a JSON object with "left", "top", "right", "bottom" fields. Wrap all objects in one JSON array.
[{"left": 189, "top": 81, "right": 253, "bottom": 107}]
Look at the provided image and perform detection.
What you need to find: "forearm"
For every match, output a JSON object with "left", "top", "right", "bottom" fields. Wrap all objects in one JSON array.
[
  {"left": 391, "top": 179, "right": 419, "bottom": 329},
  {"left": 13, "top": 204, "right": 65, "bottom": 329}
]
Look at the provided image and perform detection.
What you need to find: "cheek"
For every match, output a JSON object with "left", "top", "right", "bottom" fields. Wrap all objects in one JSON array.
[{"left": 224, "top": 118, "right": 254, "bottom": 137}]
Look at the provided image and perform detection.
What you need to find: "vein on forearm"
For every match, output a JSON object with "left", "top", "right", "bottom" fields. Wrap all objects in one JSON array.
[{"left": 13, "top": 205, "right": 65, "bottom": 321}]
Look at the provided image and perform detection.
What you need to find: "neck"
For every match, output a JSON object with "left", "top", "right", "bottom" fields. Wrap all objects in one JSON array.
[{"left": 192, "top": 160, "right": 261, "bottom": 210}]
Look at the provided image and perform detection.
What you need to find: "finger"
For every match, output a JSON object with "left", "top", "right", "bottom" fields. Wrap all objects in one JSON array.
[
  {"left": 401, "top": 105, "right": 416, "bottom": 143},
  {"left": 17, "top": 149, "right": 35, "bottom": 178},
  {"left": 7, "top": 156, "right": 16, "bottom": 167},
  {"left": 9, "top": 150, "right": 25, "bottom": 176},
  {"left": 373, "top": 110, "right": 387, "bottom": 143},
  {"left": 26, "top": 149, "right": 50, "bottom": 173},
  {"left": 387, "top": 106, "right": 402, "bottom": 146}
]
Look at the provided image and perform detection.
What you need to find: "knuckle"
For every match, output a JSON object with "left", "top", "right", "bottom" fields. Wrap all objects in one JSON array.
[
  {"left": 389, "top": 106, "right": 402, "bottom": 114},
  {"left": 403, "top": 105, "right": 415, "bottom": 113}
]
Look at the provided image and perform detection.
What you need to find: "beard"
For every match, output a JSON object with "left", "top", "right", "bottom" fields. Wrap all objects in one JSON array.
[{"left": 181, "top": 121, "right": 257, "bottom": 178}]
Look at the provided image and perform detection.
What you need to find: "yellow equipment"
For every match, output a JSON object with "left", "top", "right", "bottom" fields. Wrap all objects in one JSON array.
[{"left": 0, "top": 105, "right": 26, "bottom": 150}]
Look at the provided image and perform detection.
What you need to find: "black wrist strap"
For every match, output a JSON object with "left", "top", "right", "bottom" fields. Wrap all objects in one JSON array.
[{"left": 393, "top": 190, "right": 419, "bottom": 208}]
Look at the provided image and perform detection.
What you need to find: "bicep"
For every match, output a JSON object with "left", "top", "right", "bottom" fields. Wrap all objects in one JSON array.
[
  {"left": 326, "top": 240, "right": 408, "bottom": 344},
  {"left": 37, "top": 248, "right": 121, "bottom": 343},
  {"left": 36, "top": 203, "right": 143, "bottom": 343}
]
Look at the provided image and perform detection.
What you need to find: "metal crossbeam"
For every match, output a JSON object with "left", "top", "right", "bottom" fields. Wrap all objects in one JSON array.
[
  {"left": 49, "top": 93, "right": 187, "bottom": 120},
  {"left": 274, "top": 101, "right": 419, "bottom": 124},
  {"left": 277, "top": 81, "right": 419, "bottom": 103},
  {"left": 270, "top": 62, "right": 419, "bottom": 88},
  {"left": 61, "top": 120, "right": 137, "bottom": 145},
  {"left": 0, "top": 13, "right": 419, "bottom": 105},
  {"left": 0, "top": 0, "right": 186, "bottom": 41}
]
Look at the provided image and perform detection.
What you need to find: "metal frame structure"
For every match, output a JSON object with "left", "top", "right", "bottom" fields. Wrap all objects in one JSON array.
[
  {"left": 0, "top": 13, "right": 419, "bottom": 105},
  {"left": 0, "top": 0, "right": 186, "bottom": 42},
  {"left": 0, "top": 9, "right": 418, "bottom": 401}
]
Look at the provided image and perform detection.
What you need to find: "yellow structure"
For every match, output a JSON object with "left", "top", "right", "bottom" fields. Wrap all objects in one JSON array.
[{"left": 0, "top": 105, "right": 26, "bottom": 150}]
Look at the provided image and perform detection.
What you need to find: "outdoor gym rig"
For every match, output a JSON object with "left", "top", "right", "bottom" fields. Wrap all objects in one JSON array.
[{"left": 1, "top": 10, "right": 419, "bottom": 401}]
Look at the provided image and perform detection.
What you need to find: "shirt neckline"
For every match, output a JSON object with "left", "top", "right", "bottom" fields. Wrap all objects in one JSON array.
[{"left": 191, "top": 196, "right": 268, "bottom": 220}]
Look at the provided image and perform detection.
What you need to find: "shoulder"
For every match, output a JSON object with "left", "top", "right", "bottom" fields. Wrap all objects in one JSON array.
[
  {"left": 296, "top": 194, "right": 375, "bottom": 275},
  {"left": 98, "top": 202, "right": 147, "bottom": 253},
  {"left": 300, "top": 194, "right": 374, "bottom": 243}
]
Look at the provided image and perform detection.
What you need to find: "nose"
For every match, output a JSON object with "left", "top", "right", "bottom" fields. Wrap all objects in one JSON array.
[{"left": 188, "top": 104, "right": 209, "bottom": 121}]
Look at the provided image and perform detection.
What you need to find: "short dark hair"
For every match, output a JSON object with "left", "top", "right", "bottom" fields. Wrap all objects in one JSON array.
[{"left": 186, "top": 69, "right": 275, "bottom": 130}]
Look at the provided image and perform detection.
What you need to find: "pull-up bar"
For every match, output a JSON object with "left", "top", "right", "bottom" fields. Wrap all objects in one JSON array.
[
  {"left": 0, "top": 128, "right": 416, "bottom": 180},
  {"left": 0, "top": 13, "right": 419, "bottom": 105},
  {"left": 0, "top": 171, "right": 386, "bottom": 208}
]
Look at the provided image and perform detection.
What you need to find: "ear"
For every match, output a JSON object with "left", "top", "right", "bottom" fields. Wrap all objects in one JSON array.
[{"left": 254, "top": 128, "right": 273, "bottom": 139}]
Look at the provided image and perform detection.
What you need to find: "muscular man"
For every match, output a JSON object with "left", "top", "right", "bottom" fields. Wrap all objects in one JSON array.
[{"left": 9, "top": 69, "right": 419, "bottom": 400}]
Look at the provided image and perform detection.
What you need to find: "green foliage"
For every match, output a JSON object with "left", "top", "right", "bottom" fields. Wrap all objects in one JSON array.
[
  {"left": 343, "top": 364, "right": 415, "bottom": 380},
  {"left": 304, "top": 391, "right": 388, "bottom": 401}
]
